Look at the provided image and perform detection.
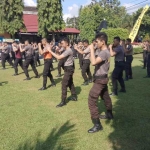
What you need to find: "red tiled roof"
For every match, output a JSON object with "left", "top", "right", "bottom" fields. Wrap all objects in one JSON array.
[{"left": 23, "top": 14, "right": 80, "bottom": 34}]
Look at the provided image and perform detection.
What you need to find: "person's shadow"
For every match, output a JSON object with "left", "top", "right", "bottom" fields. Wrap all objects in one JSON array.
[
  {"left": 0, "top": 81, "right": 8, "bottom": 86},
  {"left": 16, "top": 121, "right": 77, "bottom": 150}
]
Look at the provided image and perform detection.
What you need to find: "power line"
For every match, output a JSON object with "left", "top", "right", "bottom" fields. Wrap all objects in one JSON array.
[{"left": 125, "top": 0, "right": 148, "bottom": 9}]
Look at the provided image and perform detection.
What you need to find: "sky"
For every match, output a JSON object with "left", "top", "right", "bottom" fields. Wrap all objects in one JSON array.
[{"left": 23, "top": 0, "right": 149, "bottom": 21}]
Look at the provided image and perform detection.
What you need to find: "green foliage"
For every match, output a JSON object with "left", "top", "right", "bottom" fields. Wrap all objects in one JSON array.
[
  {"left": 37, "top": 0, "right": 65, "bottom": 38},
  {"left": 66, "top": 17, "right": 79, "bottom": 29},
  {"left": 79, "top": 6, "right": 95, "bottom": 42},
  {"left": 0, "top": 0, "right": 25, "bottom": 36},
  {"left": 79, "top": 0, "right": 130, "bottom": 42},
  {"left": 143, "top": 33, "right": 150, "bottom": 41},
  {"left": 101, "top": 28, "right": 129, "bottom": 44}
]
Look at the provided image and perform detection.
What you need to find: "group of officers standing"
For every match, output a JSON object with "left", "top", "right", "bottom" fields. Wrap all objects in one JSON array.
[{"left": 0, "top": 32, "right": 148, "bottom": 133}]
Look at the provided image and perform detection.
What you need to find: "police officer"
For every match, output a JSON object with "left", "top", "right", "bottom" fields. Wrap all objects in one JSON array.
[
  {"left": 144, "top": 41, "right": 150, "bottom": 78},
  {"left": 55, "top": 42, "right": 65, "bottom": 77},
  {"left": 88, "top": 32, "right": 113, "bottom": 133},
  {"left": 142, "top": 41, "right": 148, "bottom": 69},
  {"left": 109, "top": 37, "right": 126, "bottom": 96},
  {"left": 38, "top": 38, "right": 56, "bottom": 90},
  {"left": 12, "top": 42, "right": 24, "bottom": 76},
  {"left": 75, "top": 39, "right": 92, "bottom": 85},
  {"left": 77, "top": 40, "right": 83, "bottom": 70},
  {"left": 123, "top": 38, "right": 133, "bottom": 80},
  {"left": 1, "top": 42, "right": 14, "bottom": 69},
  {"left": 33, "top": 42, "right": 41, "bottom": 67},
  {"left": 19, "top": 40, "right": 39, "bottom": 80},
  {"left": 48, "top": 38, "right": 77, "bottom": 108}
]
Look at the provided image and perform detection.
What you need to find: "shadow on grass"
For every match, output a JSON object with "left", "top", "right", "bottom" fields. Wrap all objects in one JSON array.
[
  {"left": 16, "top": 121, "right": 77, "bottom": 150},
  {"left": 97, "top": 65, "right": 150, "bottom": 150},
  {"left": 0, "top": 81, "right": 8, "bottom": 86}
]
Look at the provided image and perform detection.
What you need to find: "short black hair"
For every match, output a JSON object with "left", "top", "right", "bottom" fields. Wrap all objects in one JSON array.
[
  {"left": 114, "top": 36, "right": 121, "bottom": 42},
  {"left": 61, "top": 37, "right": 70, "bottom": 45},
  {"left": 77, "top": 40, "right": 82, "bottom": 44},
  {"left": 126, "top": 38, "right": 131, "bottom": 43},
  {"left": 25, "top": 40, "right": 30, "bottom": 43},
  {"left": 83, "top": 39, "right": 89, "bottom": 44},
  {"left": 95, "top": 32, "right": 108, "bottom": 44}
]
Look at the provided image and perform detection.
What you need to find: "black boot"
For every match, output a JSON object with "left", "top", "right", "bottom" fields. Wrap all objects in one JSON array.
[
  {"left": 128, "top": 75, "right": 133, "bottom": 79},
  {"left": 119, "top": 88, "right": 126, "bottom": 93},
  {"left": 56, "top": 100, "right": 66, "bottom": 108},
  {"left": 12, "top": 73, "right": 18, "bottom": 76},
  {"left": 88, "top": 118, "right": 103, "bottom": 133},
  {"left": 82, "top": 81, "right": 89, "bottom": 86},
  {"left": 109, "top": 91, "right": 118, "bottom": 96},
  {"left": 38, "top": 87, "right": 46, "bottom": 91},
  {"left": 68, "top": 95, "right": 77, "bottom": 101},
  {"left": 35, "top": 75, "right": 40, "bottom": 78},
  {"left": 88, "top": 79, "right": 93, "bottom": 83},
  {"left": 51, "top": 82, "right": 56, "bottom": 87},
  {"left": 99, "top": 110, "right": 114, "bottom": 120},
  {"left": 124, "top": 77, "right": 128, "bottom": 81},
  {"left": 24, "top": 77, "right": 31, "bottom": 81}
]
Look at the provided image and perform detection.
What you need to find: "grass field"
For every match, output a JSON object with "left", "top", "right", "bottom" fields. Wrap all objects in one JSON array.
[{"left": 0, "top": 54, "right": 150, "bottom": 150}]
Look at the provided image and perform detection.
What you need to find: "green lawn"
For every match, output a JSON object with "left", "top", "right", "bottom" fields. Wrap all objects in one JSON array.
[{"left": 0, "top": 54, "right": 150, "bottom": 150}]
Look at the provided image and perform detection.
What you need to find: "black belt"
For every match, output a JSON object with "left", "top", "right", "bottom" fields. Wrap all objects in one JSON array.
[
  {"left": 93, "top": 74, "right": 108, "bottom": 79},
  {"left": 115, "top": 61, "right": 124, "bottom": 62},
  {"left": 64, "top": 66, "right": 74, "bottom": 69}
]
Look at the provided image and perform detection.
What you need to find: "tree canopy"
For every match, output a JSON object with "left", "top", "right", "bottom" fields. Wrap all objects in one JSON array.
[
  {"left": 0, "top": 0, "right": 25, "bottom": 36},
  {"left": 37, "top": 0, "right": 65, "bottom": 38}
]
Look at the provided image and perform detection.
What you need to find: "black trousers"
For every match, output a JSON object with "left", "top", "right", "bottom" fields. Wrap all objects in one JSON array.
[
  {"left": 34, "top": 53, "right": 40, "bottom": 66},
  {"left": 14, "top": 58, "right": 23, "bottom": 74},
  {"left": 62, "top": 66, "right": 76, "bottom": 100},
  {"left": 23, "top": 58, "right": 38, "bottom": 78},
  {"left": 11, "top": 51, "right": 15, "bottom": 62},
  {"left": 82, "top": 60, "right": 92, "bottom": 82},
  {"left": 112, "top": 61, "right": 125, "bottom": 92},
  {"left": 1, "top": 54, "right": 14, "bottom": 68},
  {"left": 125, "top": 55, "right": 133, "bottom": 78},
  {"left": 143, "top": 51, "right": 147, "bottom": 68},
  {"left": 147, "top": 53, "right": 150, "bottom": 76},
  {"left": 58, "top": 59, "right": 64, "bottom": 75},
  {"left": 78, "top": 53, "right": 83, "bottom": 69},
  {"left": 43, "top": 59, "right": 55, "bottom": 87}
]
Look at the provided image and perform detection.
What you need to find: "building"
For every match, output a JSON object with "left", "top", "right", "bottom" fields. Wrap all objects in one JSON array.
[{"left": 0, "top": 6, "right": 80, "bottom": 42}]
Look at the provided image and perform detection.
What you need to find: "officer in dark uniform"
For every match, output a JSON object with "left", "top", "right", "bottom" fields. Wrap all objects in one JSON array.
[
  {"left": 109, "top": 36, "right": 126, "bottom": 96},
  {"left": 55, "top": 42, "right": 65, "bottom": 77},
  {"left": 88, "top": 32, "right": 113, "bottom": 133},
  {"left": 144, "top": 41, "right": 150, "bottom": 78},
  {"left": 75, "top": 39, "right": 92, "bottom": 85},
  {"left": 19, "top": 40, "right": 39, "bottom": 80},
  {"left": 77, "top": 40, "right": 83, "bottom": 70},
  {"left": 48, "top": 38, "right": 77, "bottom": 108},
  {"left": 12, "top": 42, "right": 24, "bottom": 76},
  {"left": 124, "top": 38, "right": 133, "bottom": 80},
  {"left": 142, "top": 41, "right": 148, "bottom": 69},
  {"left": 33, "top": 42, "right": 41, "bottom": 67},
  {"left": 38, "top": 38, "right": 56, "bottom": 91},
  {"left": 1, "top": 42, "right": 14, "bottom": 69}
]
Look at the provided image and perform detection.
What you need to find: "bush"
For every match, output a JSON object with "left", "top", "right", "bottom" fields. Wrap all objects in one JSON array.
[
  {"left": 101, "top": 28, "right": 129, "bottom": 44},
  {"left": 134, "top": 47, "right": 143, "bottom": 54}
]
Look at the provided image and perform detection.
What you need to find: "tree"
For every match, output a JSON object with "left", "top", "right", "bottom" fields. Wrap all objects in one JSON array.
[
  {"left": 37, "top": 0, "right": 65, "bottom": 40},
  {"left": 102, "top": 28, "right": 129, "bottom": 44},
  {"left": 0, "top": 0, "right": 25, "bottom": 37},
  {"left": 79, "top": 6, "right": 95, "bottom": 42},
  {"left": 66, "top": 17, "right": 79, "bottom": 29}
]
